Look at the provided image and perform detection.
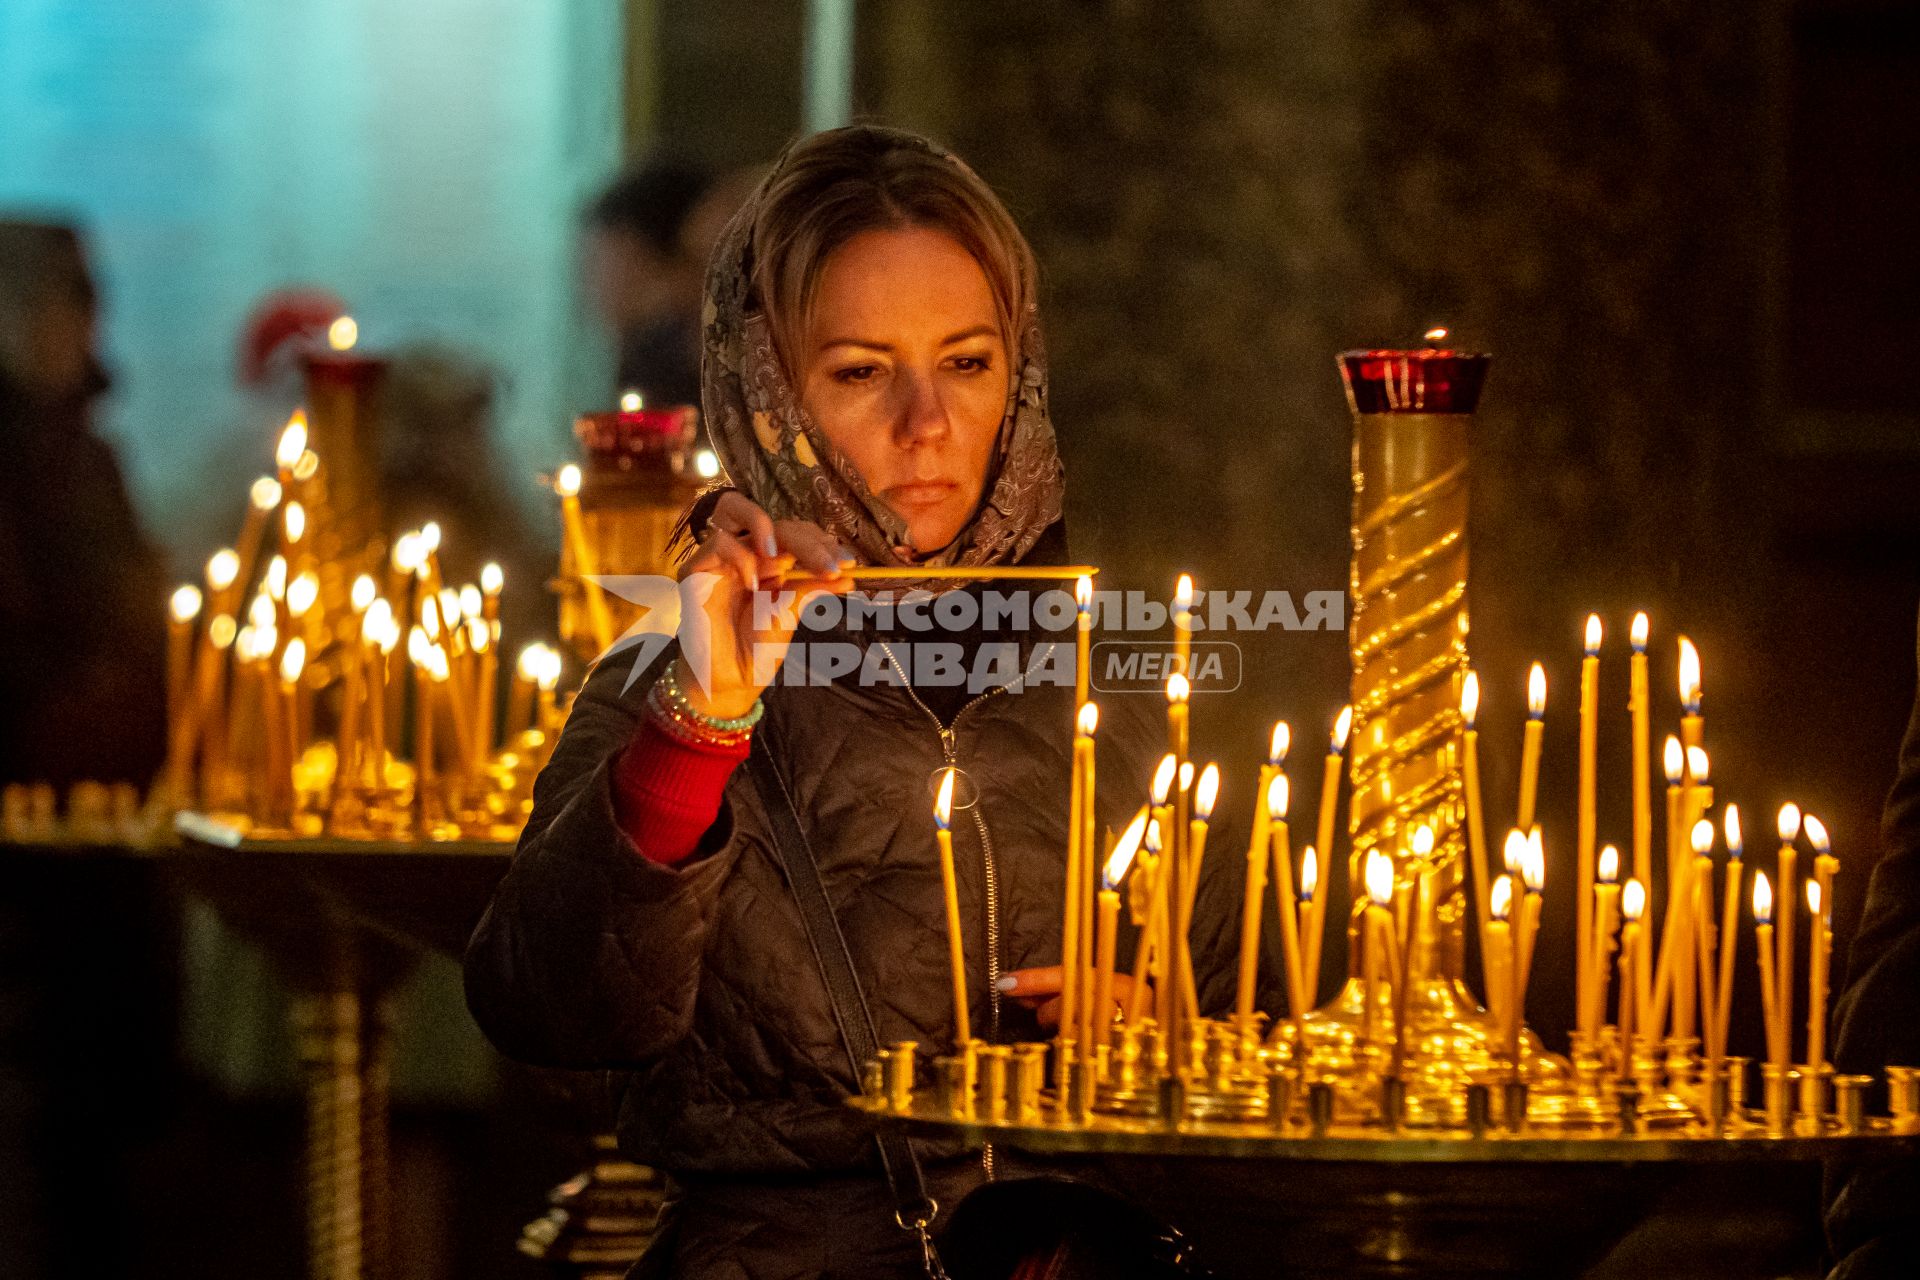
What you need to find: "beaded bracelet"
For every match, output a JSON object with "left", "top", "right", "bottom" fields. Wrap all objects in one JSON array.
[
  {"left": 646, "top": 660, "right": 763, "bottom": 746},
  {"left": 647, "top": 687, "right": 756, "bottom": 750}
]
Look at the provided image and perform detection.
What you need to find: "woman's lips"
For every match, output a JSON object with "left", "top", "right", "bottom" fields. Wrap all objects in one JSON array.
[{"left": 886, "top": 482, "right": 957, "bottom": 509}]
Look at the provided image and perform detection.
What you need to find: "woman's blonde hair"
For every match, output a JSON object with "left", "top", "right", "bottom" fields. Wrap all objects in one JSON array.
[{"left": 746, "top": 125, "right": 1038, "bottom": 384}]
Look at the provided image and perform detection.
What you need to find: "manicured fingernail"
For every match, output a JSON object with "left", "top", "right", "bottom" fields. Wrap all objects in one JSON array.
[
  {"left": 995, "top": 976, "right": 1018, "bottom": 993},
  {"left": 759, "top": 532, "right": 779, "bottom": 559}
]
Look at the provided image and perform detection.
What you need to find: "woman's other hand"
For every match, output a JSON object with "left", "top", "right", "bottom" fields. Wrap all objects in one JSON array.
[
  {"left": 995, "top": 966, "right": 1147, "bottom": 1030},
  {"left": 674, "top": 493, "right": 854, "bottom": 718}
]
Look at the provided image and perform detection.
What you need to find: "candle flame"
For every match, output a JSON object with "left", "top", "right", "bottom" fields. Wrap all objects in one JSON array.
[
  {"left": 279, "top": 637, "right": 306, "bottom": 684},
  {"left": 419, "top": 521, "right": 442, "bottom": 555},
  {"left": 283, "top": 501, "right": 306, "bottom": 544},
  {"left": 287, "top": 572, "right": 319, "bottom": 618},
  {"left": 169, "top": 584, "right": 203, "bottom": 623},
  {"left": 537, "top": 646, "right": 561, "bottom": 691},
  {"left": 1410, "top": 824, "right": 1435, "bottom": 858},
  {"left": 1585, "top": 613, "right": 1602, "bottom": 655},
  {"left": 1803, "top": 813, "right": 1831, "bottom": 856},
  {"left": 1623, "top": 878, "right": 1647, "bottom": 921},
  {"left": 351, "top": 574, "right": 376, "bottom": 612},
  {"left": 934, "top": 768, "right": 955, "bottom": 830},
  {"left": 210, "top": 615, "right": 236, "bottom": 649},
  {"left": 1778, "top": 803, "right": 1802, "bottom": 843},
  {"left": 1522, "top": 831, "right": 1546, "bottom": 893},
  {"left": 1806, "top": 879, "right": 1821, "bottom": 916},
  {"left": 1196, "top": 763, "right": 1220, "bottom": 820},
  {"left": 694, "top": 448, "right": 721, "bottom": 479},
  {"left": 1166, "top": 671, "right": 1190, "bottom": 704},
  {"left": 1503, "top": 827, "right": 1527, "bottom": 875},
  {"left": 1145, "top": 817, "right": 1163, "bottom": 855},
  {"left": 459, "top": 584, "right": 483, "bottom": 620},
  {"left": 619, "top": 389, "right": 643, "bottom": 412},
  {"left": 408, "top": 626, "right": 431, "bottom": 667},
  {"left": 1364, "top": 849, "right": 1394, "bottom": 907},
  {"left": 421, "top": 594, "right": 440, "bottom": 638},
  {"left": 481, "top": 562, "right": 504, "bottom": 595},
  {"left": 1332, "top": 705, "right": 1353, "bottom": 752},
  {"left": 1754, "top": 871, "right": 1774, "bottom": 924},
  {"left": 468, "top": 617, "right": 490, "bottom": 652},
  {"left": 1075, "top": 574, "right": 1093, "bottom": 611},
  {"left": 1423, "top": 326, "right": 1449, "bottom": 344},
  {"left": 250, "top": 476, "right": 282, "bottom": 511},
  {"left": 391, "top": 532, "right": 424, "bottom": 573},
  {"left": 265, "top": 556, "right": 287, "bottom": 600},
  {"left": 1266, "top": 773, "right": 1290, "bottom": 821},
  {"left": 247, "top": 593, "right": 275, "bottom": 629},
  {"left": 1691, "top": 818, "right": 1715, "bottom": 856},
  {"left": 207, "top": 549, "right": 240, "bottom": 592},
  {"left": 1106, "top": 811, "right": 1148, "bottom": 888},
  {"left": 1631, "top": 611, "right": 1649, "bottom": 653},
  {"left": 1678, "top": 636, "right": 1701, "bottom": 712},
  {"left": 1599, "top": 844, "right": 1620, "bottom": 884},
  {"left": 1724, "top": 804, "right": 1744, "bottom": 858},
  {"left": 1269, "top": 721, "right": 1290, "bottom": 766},
  {"left": 1300, "top": 846, "right": 1318, "bottom": 902},
  {"left": 517, "top": 644, "right": 545, "bottom": 681},
  {"left": 1174, "top": 574, "right": 1193, "bottom": 610},
  {"left": 276, "top": 412, "right": 308, "bottom": 470},
  {"left": 1527, "top": 662, "right": 1546, "bottom": 718},
  {"left": 293, "top": 449, "right": 319, "bottom": 482},
  {"left": 1460, "top": 669, "right": 1480, "bottom": 725},
  {"left": 327, "top": 315, "right": 358, "bottom": 350},
  {"left": 555, "top": 463, "right": 582, "bottom": 498},
  {"left": 1151, "top": 754, "right": 1177, "bottom": 805},
  {"left": 425, "top": 644, "right": 451, "bottom": 683},
  {"left": 1663, "top": 736, "right": 1684, "bottom": 785},
  {"left": 1687, "top": 746, "right": 1710, "bottom": 784},
  {"left": 1076, "top": 701, "right": 1099, "bottom": 737},
  {"left": 363, "top": 599, "right": 392, "bottom": 644},
  {"left": 1178, "top": 762, "right": 1195, "bottom": 796},
  {"left": 1491, "top": 875, "right": 1513, "bottom": 921}
]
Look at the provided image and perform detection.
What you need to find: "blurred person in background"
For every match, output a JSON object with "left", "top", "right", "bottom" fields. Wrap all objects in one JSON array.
[
  {"left": 0, "top": 218, "right": 174, "bottom": 1280},
  {"left": 584, "top": 157, "right": 715, "bottom": 407}
]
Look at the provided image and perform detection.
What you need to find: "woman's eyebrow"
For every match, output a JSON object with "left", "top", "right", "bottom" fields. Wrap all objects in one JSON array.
[{"left": 815, "top": 325, "right": 999, "bottom": 354}]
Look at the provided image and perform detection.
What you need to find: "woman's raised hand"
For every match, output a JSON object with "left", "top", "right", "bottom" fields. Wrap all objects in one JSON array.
[
  {"left": 995, "top": 967, "right": 1147, "bottom": 1031},
  {"left": 672, "top": 492, "right": 854, "bottom": 718}
]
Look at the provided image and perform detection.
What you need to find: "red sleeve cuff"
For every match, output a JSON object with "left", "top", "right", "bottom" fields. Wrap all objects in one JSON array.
[{"left": 610, "top": 714, "right": 751, "bottom": 863}]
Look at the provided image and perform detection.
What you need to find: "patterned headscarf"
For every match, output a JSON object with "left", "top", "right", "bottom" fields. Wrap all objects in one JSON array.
[{"left": 697, "top": 128, "right": 1065, "bottom": 581}]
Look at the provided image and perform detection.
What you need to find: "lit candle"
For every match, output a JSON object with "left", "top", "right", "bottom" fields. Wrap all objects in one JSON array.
[
  {"left": 362, "top": 600, "right": 394, "bottom": 792},
  {"left": 510, "top": 644, "right": 540, "bottom": 738},
  {"left": 934, "top": 769, "right": 971, "bottom": 1051},
  {"left": 1079, "top": 706, "right": 1108, "bottom": 1060},
  {"left": 536, "top": 647, "right": 562, "bottom": 738},
  {"left": 1127, "top": 819, "right": 1167, "bottom": 1024},
  {"left": 1618, "top": 880, "right": 1646, "bottom": 1080},
  {"left": 1074, "top": 575, "right": 1092, "bottom": 714},
  {"left": 410, "top": 627, "right": 437, "bottom": 831},
  {"left": 1807, "top": 816, "right": 1838, "bottom": 982},
  {"left": 1094, "top": 817, "right": 1145, "bottom": 1065},
  {"left": 1689, "top": 818, "right": 1718, "bottom": 1062},
  {"left": 1148, "top": 754, "right": 1177, "bottom": 1035},
  {"left": 279, "top": 637, "right": 306, "bottom": 814},
  {"left": 1172, "top": 574, "right": 1193, "bottom": 681},
  {"left": 1713, "top": 805, "right": 1744, "bottom": 1066},
  {"left": 1577, "top": 615, "right": 1602, "bottom": 1029},
  {"left": 275, "top": 411, "right": 307, "bottom": 495},
  {"left": 1318, "top": 706, "right": 1350, "bottom": 963},
  {"left": 555, "top": 463, "right": 615, "bottom": 655},
  {"left": 1461, "top": 671, "right": 1495, "bottom": 999},
  {"left": 1059, "top": 703, "right": 1092, "bottom": 1068},
  {"left": 1512, "top": 829, "right": 1546, "bottom": 1069},
  {"left": 1685, "top": 746, "right": 1714, "bottom": 835},
  {"left": 1648, "top": 737, "right": 1688, "bottom": 1039},
  {"left": 233, "top": 477, "right": 281, "bottom": 600},
  {"left": 1776, "top": 803, "right": 1802, "bottom": 1072},
  {"left": 167, "top": 585, "right": 203, "bottom": 724},
  {"left": 1388, "top": 834, "right": 1428, "bottom": 1081},
  {"left": 1236, "top": 724, "right": 1287, "bottom": 1027},
  {"left": 478, "top": 563, "right": 503, "bottom": 757},
  {"left": 1487, "top": 875, "right": 1514, "bottom": 1047},
  {"left": 1268, "top": 776, "right": 1308, "bottom": 1038},
  {"left": 1677, "top": 636, "right": 1703, "bottom": 754},
  {"left": 1629, "top": 613, "right": 1652, "bottom": 934},
  {"left": 1362, "top": 849, "right": 1395, "bottom": 1051},
  {"left": 1806, "top": 878, "right": 1830, "bottom": 1080},
  {"left": 1754, "top": 871, "right": 1784, "bottom": 1073},
  {"left": 1585, "top": 845, "right": 1622, "bottom": 1045},
  {"left": 1517, "top": 663, "right": 1547, "bottom": 832}
]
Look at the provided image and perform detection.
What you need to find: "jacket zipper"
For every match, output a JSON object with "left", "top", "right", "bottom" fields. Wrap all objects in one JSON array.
[{"left": 876, "top": 640, "right": 1055, "bottom": 1182}]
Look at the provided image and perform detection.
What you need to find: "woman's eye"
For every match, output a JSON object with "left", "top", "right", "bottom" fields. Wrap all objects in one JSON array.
[
  {"left": 950, "top": 355, "right": 992, "bottom": 373},
  {"left": 833, "top": 365, "right": 878, "bottom": 385}
]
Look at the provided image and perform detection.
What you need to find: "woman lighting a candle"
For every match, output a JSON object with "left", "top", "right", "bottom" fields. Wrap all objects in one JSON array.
[{"left": 465, "top": 126, "right": 1264, "bottom": 1279}]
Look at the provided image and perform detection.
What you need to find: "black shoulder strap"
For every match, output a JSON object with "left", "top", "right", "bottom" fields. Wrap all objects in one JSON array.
[{"left": 744, "top": 736, "right": 938, "bottom": 1230}]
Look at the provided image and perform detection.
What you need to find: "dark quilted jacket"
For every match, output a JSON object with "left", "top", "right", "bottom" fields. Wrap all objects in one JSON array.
[{"left": 464, "top": 578, "right": 1269, "bottom": 1278}]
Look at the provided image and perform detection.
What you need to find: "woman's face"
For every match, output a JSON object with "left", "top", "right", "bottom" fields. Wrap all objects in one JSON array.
[{"left": 798, "top": 226, "right": 1008, "bottom": 554}]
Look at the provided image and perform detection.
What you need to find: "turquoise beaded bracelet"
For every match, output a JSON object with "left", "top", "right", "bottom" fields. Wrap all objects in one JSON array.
[{"left": 655, "top": 660, "right": 764, "bottom": 734}]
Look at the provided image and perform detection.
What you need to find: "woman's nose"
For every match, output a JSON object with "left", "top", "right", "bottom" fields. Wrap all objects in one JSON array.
[{"left": 891, "top": 369, "right": 950, "bottom": 446}]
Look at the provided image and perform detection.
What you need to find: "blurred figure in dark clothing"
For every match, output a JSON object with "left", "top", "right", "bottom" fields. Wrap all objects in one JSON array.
[
  {"left": 583, "top": 158, "right": 714, "bottom": 406},
  {"left": 0, "top": 218, "right": 175, "bottom": 1280},
  {"left": 0, "top": 220, "right": 166, "bottom": 789},
  {"left": 1827, "top": 601, "right": 1920, "bottom": 1278}
]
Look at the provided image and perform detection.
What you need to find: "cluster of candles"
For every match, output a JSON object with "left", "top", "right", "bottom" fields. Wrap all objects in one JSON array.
[
  {"left": 910, "top": 582, "right": 1857, "bottom": 1131},
  {"left": 162, "top": 412, "right": 569, "bottom": 839}
]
